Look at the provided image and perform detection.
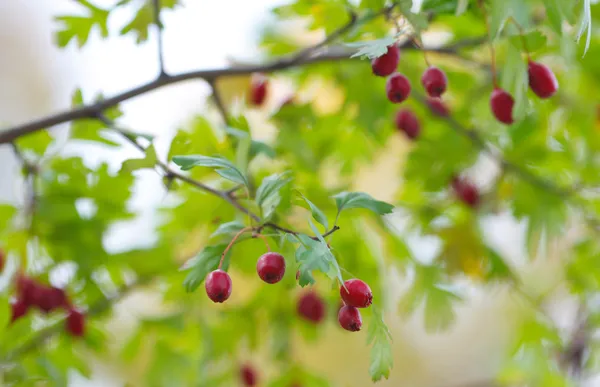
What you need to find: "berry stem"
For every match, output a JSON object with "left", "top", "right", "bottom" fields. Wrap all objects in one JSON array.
[
  {"left": 412, "top": 36, "right": 431, "bottom": 67},
  {"left": 507, "top": 16, "right": 531, "bottom": 60},
  {"left": 252, "top": 232, "right": 271, "bottom": 252},
  {"left": 218, "top": 226, "right": 254, "bottom": 269},
  {"left": 477, "top": 0, "right": 498, "bottom": 88}
]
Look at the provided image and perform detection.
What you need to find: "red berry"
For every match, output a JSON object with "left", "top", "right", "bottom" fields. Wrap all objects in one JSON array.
[
  {"left": 490, "top": 88, "right": 514, "bottom": 125},
  {"left": 10, "top": 299, "right": 29, "bottom": 323},
  {"left": 37, "top": 286, "right": 70, "bottom": 313},
  {"left": 427, "top": 97, "right": 449, "bottom": 117},
  {"left": 256, "top": 252, "right": 286, "bottom": 284},
  {"left": 16, "top": 276, "right": 44, "bottom": 307},
  {"left": 421, "top": 66, "right": 448, "bottom": 97},
  {"left": 528, "top": 60, "right": 558, "bottom": 99},
  {"left": 386, "top": 73, "right": 411, "bottom": 103},
  {"left": 249, "top": 73, "right": 268, "bottom": 106},
  {"left": 371, "top": 45, "right": 400, "bottom": 77},
  {"left": 340, "top": 279, "right": 373, "bottom": 308},
  {"left": 240, "top": 365, "right": 257, "bottom": 386},
  {"left": 66, "top": 308, "right": 85, "bottom": 337},
  {"left": 395, "top": 109, "right": 421, "bottom": 139},
  {"left": 205, "top": 270, "right": 232, "bottom": 303},
  {"left": 297, "top": 291, "right": 325, "bottom": 324},
  {"left": 451, "top": 176, "right": 480, "bottom": 208},
  {"left": 338, "top": 305, "right": 362, "bottom": 332}
]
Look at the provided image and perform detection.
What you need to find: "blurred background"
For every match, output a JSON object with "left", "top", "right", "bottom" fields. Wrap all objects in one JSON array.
[{"left": 0, "top": 1, "right": 594, "bottom": 386}]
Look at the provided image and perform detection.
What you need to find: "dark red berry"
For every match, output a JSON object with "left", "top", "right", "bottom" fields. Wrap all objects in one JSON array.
[
  {"left": 256, "top": 252, "right": 286, "bottom": 284},
  {"left": 205, "top": 270, "right": 232, "bottom": 303},
  {"left": 240, "top": 364, "right": 257, "bottom": 386},
  {"left": 490, "top": 88, "right": 514, "bottom": 125},
  {"left": 297, "top": 291, "right": 325, "bottom": 324},
  {"left": 395, "top": 109, "right": 421, "bottom": 139},
  {"left": 16, "top": 275, "right": 43, "bottom": 307},
  {"left": 386, "top": 73, "right": 411, "bottom": 103},
  {"left": 10, "top": 299, "right": 29, "bottom": 323},
  {"left": 451, "top": 176, "right": 480, "bottom": 208},
  {"left": 427, "top": 97, "right": 449, "bottom": 117},
  {"left": 37, "top": 286, "right": 70, "bottom": 313},
  {"left": 249, "top": 73, "right": 268, "bottom": 106},
  {"left": 371, "top": 45, "right": 400, "bottom": 77},
  {"left": 421, "top": 66, "right": 448, "bottom": 97},
  {"left": 528, "top": 60, "right": 558, "bottom": 99},
  {"left": 340, "top": 279, "right": 373, "bottom": 308},
  {"left": 66, "top": 308, "right": 85, "bottom": 337},
  {"left": 338, "top": 305, "right": 362, "bottom": 332}
]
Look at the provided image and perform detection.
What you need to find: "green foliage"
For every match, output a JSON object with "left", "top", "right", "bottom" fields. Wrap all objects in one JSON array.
[{"left": 4, "top": 0, "right": 600, "bottom": 385}]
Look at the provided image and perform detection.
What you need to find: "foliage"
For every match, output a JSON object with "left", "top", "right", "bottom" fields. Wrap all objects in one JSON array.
[{"left": 0, "top": 0, "right": 599, "bottom": 385}]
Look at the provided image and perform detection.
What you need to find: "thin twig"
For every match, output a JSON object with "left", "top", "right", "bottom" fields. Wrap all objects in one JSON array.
[
  {"left": 152, "top": 0, "right": 168, "bottom": 78},
  {"left": 208, "top": 79, "right": 231, "bottom": 126}
]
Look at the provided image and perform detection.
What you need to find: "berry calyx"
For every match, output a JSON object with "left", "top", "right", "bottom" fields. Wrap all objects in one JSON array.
[
  {"left": 340, "top": 279, "right": 373, "bottom": 308},
  {"left": 256, "top": 252, "right": 286, "bottom": 284},
  {"left": 240, "top": 364, "right": 258, "bottom": 386},
  {"left": 427, "top": 97, "right": 449, "bottom": 117},
  {"left": 386, "top": 73, "right": 411, "bottom": 103},
  {"left": 490, "top": 88, "right": 514, "bottom": 125},
  {"left": 395, "top": 109, "right": 420, "bottom": 139},
  {"left": 371, "top": 45, "right": 400, "bottom": 77},
  {"left": 421, "top": 66, "right": 448, "bottom": 97},
  {"left": 205, "top": 270, "right": 232, "bottom": 303},
  {"left": 10, "top": 299, "right": 29, "bottom": 323},
  {"left": 451, "top": 176, "right": 480, "bottom": 208},
  {"left": 249, "top": 73, "right": 268, "bottom": 106},
  {"left": 297, "top": 291, "right": 325, "bottom": 324},
  {"left": 66, "top": 308, "right": 85, "bottom": 337},
  {"left": 528, "top": 60, "right": 558, "bottom": 99},
  {"left": 338, "top": 305, "right": 362, "bottom": 332}
]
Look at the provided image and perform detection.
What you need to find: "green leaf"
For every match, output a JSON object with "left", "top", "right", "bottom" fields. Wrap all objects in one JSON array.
[
  {"left": 345, "top": 37, "right": 397, "bottom": 59},
  {"left": 501, "top": 43, "right": 528, "bottom": 122},
  {"left": 54, "top": 2, "right": 110, "bottom": 48},
  {"left": 541, "top": 0, "right": 575, "bottom": 35},
  {"left": 397, "top": 0, "right": 429, "bottom": 33},
  {"left": 368, "top": 306, "right": 393, "bottom": 381},
  {"left": 15, "top": 130, "right": 53, "bottom": 157},
  {"left": 69, "top": 89, "right": 123, "bottom": 146},
  {"left": 120, "top": 144, "right": 158, "bottom": 173},
  {"left": 225, "top": 127, "right": 276, "bottom": 160},
  {"left": 0, "top": 204, "right": 16, "bottom": 234},
  {"left": 255, "top": 172, "right": 293, "bottom": 219},
  {"left": 508, "top": 30, "right": 547, "bottom": 53},
  {"left": 211, "top": 221, "right": 246, "bottom": 238},
  {"left": 489, "top": 0, "right": 529, "bottom": 40},
  {"left": 182, "top": 244, "right": 231, "bottom": 292},
  {"left": 294, "top": 191, "right": 329, "bottom": 230},
  {"left": 172, "top": 155, "right": 248, "bottom": 186},
  {"left": 295, "top": 232, "right": 343, "bottom": 287},
  {"left": 119, "top": 0, "right": 179, "bottom": 43},
  {"left": 576, "top": 0, "right": 592, "bottom": 55},
  {"left": 333, "top": 192, "right": 394, "bottom": 217}
]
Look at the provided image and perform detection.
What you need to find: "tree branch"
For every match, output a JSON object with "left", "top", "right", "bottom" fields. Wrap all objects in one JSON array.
[{"left": 0, "top": 16, "right": 483, "bottom": 146}]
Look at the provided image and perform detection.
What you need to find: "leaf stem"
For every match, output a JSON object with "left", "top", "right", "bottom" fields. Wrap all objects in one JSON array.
[
  {"left": 477, "top": 0, "right": 498, "bottom": 88},
  {"left": 507, "top": 16, "right": 531, "bottom": 59}
]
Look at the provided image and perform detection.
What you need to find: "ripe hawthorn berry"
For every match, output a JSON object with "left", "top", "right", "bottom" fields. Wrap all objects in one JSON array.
[
  {"left": 66, "top": 308, "right": 85, "bottom": 337},
  {"left": 371, "top": 45, "right": 400, "bottom": 77},
  {"left": 37, "top": 286, "right": 70, "bottom": 313},
  {"left": 16, "top": 275, "right": 44, "bottom": 307},
  {"left": 421, "top": 66, "right": 448, "bottom": 97},
  {"left": 395, "top": 109, "right": 421, "bottom": 139},
  {"left": 490, "top": 88, "right": 514, "bottom": 125},
  {"left": 256, "top": 252, "right": 286, "bottom": 284},
  {"left": 240, "top": 364, "right": 258, "bottom": 386},
  {"left": 10, "top": 299, "right": 29, "bottom": 323},
  {"left": 386, "top": 73, "right": 411, "bottom": 103},
  {"left": 340, "top": 279, "right": 373, "bottom": 308},
  {"left": 338, "top": 305, "right": 362, "bottom": 332},
  {"left": 297, "top": 291, "right": 325, "bottom": 324},
  {"left": 451, "top": 176, "right": 480, "bottom": 208},
  {"left": 249, "top": 73, "right": 268, "bottom": 106},
  {"left": 528, "top": 60, "right": 558, "bottom": 99},
  {"left": 205, "top": 270, "right": 232, "bottom": 303},
  {"left": 427, "top": 97, "right": 449, "bottom": 117}
]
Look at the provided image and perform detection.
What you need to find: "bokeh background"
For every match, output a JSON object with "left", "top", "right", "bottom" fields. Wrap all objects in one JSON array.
[{"left": 0, "top": 1, "right": 594, "bottom": 386}]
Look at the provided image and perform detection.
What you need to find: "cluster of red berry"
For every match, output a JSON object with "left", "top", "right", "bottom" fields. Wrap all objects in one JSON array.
[{"left": 11, "top": 274, "right": 85, "bottom": 337}]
